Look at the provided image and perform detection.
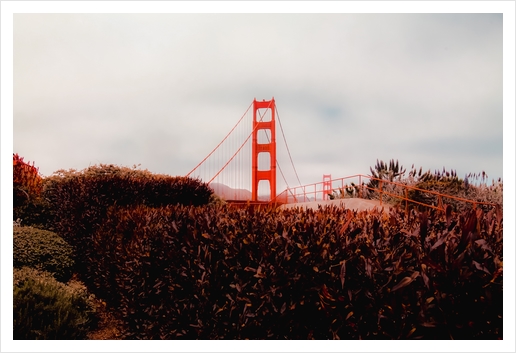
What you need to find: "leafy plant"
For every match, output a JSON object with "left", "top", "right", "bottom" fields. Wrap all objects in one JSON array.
[
  {"left": 365, "top": 160, "right": 502, "bottom": 213},
  {"left": 13, "top": 154, "right": 46, "bottom": 225},
  {"left": 328, "top": 183, "right": 362, "bottom": 200},
  {"left": 13, "top": 267, "right": 97, "bottom": 340},
  {"left": 463, "top": 172, "right": 503, "bottom": 205},
  {"left": 43, "top": 164, "right": 214, "bottom": 278},
  {"left": 83, "top": 202, "right": 502, "bottom": 339},
  {"left": 13, "top": 153, "right": 42, "bottom": 206},
  {"left": 370, "top": 159, "right": 406, "bottom": 182},
  {"left": 13, "top": 195, "right": 54, "bottom": 231},
  {"left": 13, "top": 227, "right": 75, "bottom": 282},
  {"left": 365, "top": 159, "right": 406, "bottom": 203}
]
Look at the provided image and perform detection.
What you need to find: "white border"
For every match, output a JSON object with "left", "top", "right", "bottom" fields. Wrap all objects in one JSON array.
[
  {"left": 0, "top": 1, "right": 515, "bottom": 14},
  {"left": 2, "top": 1, "right": 514, "bottom": 352}
]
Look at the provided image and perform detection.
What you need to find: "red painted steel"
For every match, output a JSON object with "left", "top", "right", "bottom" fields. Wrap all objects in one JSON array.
[
  {"left": 186, "top": 102, "right": 253, "bottom": 178},
  {"left": 273, "top": 174, "right": 499, "bottom": 213},
  {"left": 322, "top": 174, "right": 332, "bottom": 201},
  {"left": 188, "top": 98, "right": 498, "bottom": 214},
  {"left": 252, "top": 98, "right": 276, "bottom": 202}
]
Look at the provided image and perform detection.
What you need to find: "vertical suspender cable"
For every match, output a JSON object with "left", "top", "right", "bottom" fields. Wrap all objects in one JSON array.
[
  {"left": 276, "top": 106, "right": 302, "bottom": 187},
  {"left": 259, "top": 111, "right": 290, "bottom": 193},
  {"left": 186, "top": 102, "right": 253, "bottom": 178},
  {"left": 208, "top": 102, "right": 270, "bottom": 185}
]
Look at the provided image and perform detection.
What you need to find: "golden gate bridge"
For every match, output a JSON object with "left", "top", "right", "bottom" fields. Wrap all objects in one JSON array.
[
  {"left": 187, "top": 97, "right": 303, "bottom": 204},
  {"left": 186, "top": 98, "right": 498, "bottom": 212}
]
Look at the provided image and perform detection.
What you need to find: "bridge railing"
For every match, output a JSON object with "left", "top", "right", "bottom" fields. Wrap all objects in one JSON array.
[
  {"left": 274, "top": 174, "right": 367, "bottom": 203},
  {"left": 273, "top": 174, "right": 499, "bottom": 213}
]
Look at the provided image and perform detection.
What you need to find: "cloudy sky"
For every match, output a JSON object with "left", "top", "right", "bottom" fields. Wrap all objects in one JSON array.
[{"left": 7, "top": 6, "right": 511, "bottom": 193}]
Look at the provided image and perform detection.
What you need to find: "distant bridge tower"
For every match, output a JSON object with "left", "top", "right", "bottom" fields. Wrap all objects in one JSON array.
[
  {"left": 322, "top": 174, "right": 332, "bottom": 200},
  {"left": 252, "top": 98, "right": 276, "bottom": 202}
]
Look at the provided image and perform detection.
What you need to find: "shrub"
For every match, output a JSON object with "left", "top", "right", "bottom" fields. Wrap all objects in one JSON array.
[
  {"left": 463, "top": 173, "right": 503, "bottom": 206},
  {"left": 13, "top": 226, "right": 75, "bottom": 282},
  {"left": 13, "top": 267, "right": 97, "bottom": 340},
  {"left": 365, "top": 160, "right": 502, "bottom": 213},
  {"left": 406, "top": 169, "right": 502, "bottom": 212},
  {"left": 13, "top": 153, "right": 42, "bottom": 206},
  {"left": 13, "top": 153, "right": 46, "bottom": 225},
  {"left": 365, "top": 159, "right": 410, "bottom": 204},
  {"left": 13, "top": 195, "right": 54, "bottom": 231},
  {"left": 85, "top": 203, "right": 502, "bottom": 339},
  {"left": 369, "top": 159, "right": 406, "bottom": 182},
  {"left": 42, "top": 164, "right": 213, "bottom": 276},
  {"left": 406, "top": 168, "right": 464, "bottom": 210},
  {"left": 14, "top": 176, "right": 57, "bottom": 230}
]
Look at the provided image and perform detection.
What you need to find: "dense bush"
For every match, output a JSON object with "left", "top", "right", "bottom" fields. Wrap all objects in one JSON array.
[
  {"left": 13, "top": 195, "right": 54, "bottom": 231},
  {"left": 406, "top": 168, "right": 474, "bottom": 212},
  {"left": 13, "top": 267, "right": 97, "bottom": 340},
  {"left": 43, "top": 164, "right": 213, "bottom": 274},
  {"left": 85, "top": 203, "right": 502, "bottom": 339},
  {"left": 13, "top": 153, "right": 42, "bottom": 206},
  {"left": 13, "top": 226, "right": 75, "bottom": 282},
  {"left": 363, "top": 159, "right": 502, "bottom": 214},
  {"left": 13, "top": 153, "right": 48, "bottom": 226}
]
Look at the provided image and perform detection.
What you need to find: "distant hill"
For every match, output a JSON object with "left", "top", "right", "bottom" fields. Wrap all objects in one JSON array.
[
  {"left": 209, "top": 183, "right": 307, "bottom": 203},
  {"left": 209, "top": 183, "right": 252, "bottom": 200}
]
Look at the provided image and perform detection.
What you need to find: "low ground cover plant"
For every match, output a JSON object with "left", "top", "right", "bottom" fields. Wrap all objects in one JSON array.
[
  {"left": 13, "top": 226, "right": 75, "bottom": 282},
  {"left": 13, "top": 267, "right": 97, "bottom": 340}
]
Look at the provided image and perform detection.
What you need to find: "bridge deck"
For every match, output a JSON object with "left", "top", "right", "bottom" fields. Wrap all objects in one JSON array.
[{"left": 278, "top": 198, "right": 391, "bottom": 213}]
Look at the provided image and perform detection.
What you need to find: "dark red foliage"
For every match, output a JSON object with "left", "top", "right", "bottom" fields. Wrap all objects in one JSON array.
[
  {"left": 83, "top": 203, "right": 502, "bottom": 340},
  {"left": 44, "top": 164, "right": 213, "bottom": 276},
  {"left": 13, "top": 153, "right": 42, "bottom": 207}
]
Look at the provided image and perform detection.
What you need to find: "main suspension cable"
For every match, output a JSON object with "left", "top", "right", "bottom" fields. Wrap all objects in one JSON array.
[
  {"left": 208, "top": 100, "right": 273, "bottom": 184},
  {"left": 186, "top": 101, "right": 253, "bottom": 177},
  {"left": 258, "top": 123, "right": 290, "bottom": 190},
  {"left": 276, "top": 106, "right": 302, "bottom": 187}
]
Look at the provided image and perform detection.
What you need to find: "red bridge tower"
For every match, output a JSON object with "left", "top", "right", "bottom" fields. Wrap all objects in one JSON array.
[{"left": 252, "top": 98, "right": 276, "bottom": 202}]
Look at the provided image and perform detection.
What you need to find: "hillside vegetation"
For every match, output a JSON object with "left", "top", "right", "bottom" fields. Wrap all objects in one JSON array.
[
  {"left": 331, "top": 159, "right": 502, "bottom": 213},
  {"left": 12, "top": 157, "right": 503, "bottom": 339}
]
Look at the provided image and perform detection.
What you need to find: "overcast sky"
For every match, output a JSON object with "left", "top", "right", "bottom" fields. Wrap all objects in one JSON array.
[{"left": 9, "top": 11, "right": 507, "bottom": 192}]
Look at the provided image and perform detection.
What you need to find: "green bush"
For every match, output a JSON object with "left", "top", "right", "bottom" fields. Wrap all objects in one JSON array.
[
  {"left": 13, "top": 267, "right": 97, "bottom": 340},
  {"left": 13, "top": 226, "right": 75, "bottom": 282}
]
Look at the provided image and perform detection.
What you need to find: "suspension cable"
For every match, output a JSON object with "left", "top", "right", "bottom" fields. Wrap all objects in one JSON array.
[
  {"left": 186, "top": 101, "right": 253, "bottom": 177},
  {"left": 208, "top": 100, "right": 273, "bottom": 184},
  {"left": 276, "top": 106, "right": 302, "bottom": 187},
  {"left": 258, "top": 124, "right": 290, "bottom": 189},
  {"left": 254, "top": 110, "right": 290, "bottom": 191},
  {"left": 276, "top": 160, "right": 290, "bottom": 189}
]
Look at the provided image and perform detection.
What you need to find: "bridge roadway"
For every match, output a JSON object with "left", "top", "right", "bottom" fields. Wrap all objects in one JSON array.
[
  {"left": 225, "top": 197, "right": 391, "bottom": 213},
  {"left": 278, "top": 198, "right": 391, "bottom": 213}
]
